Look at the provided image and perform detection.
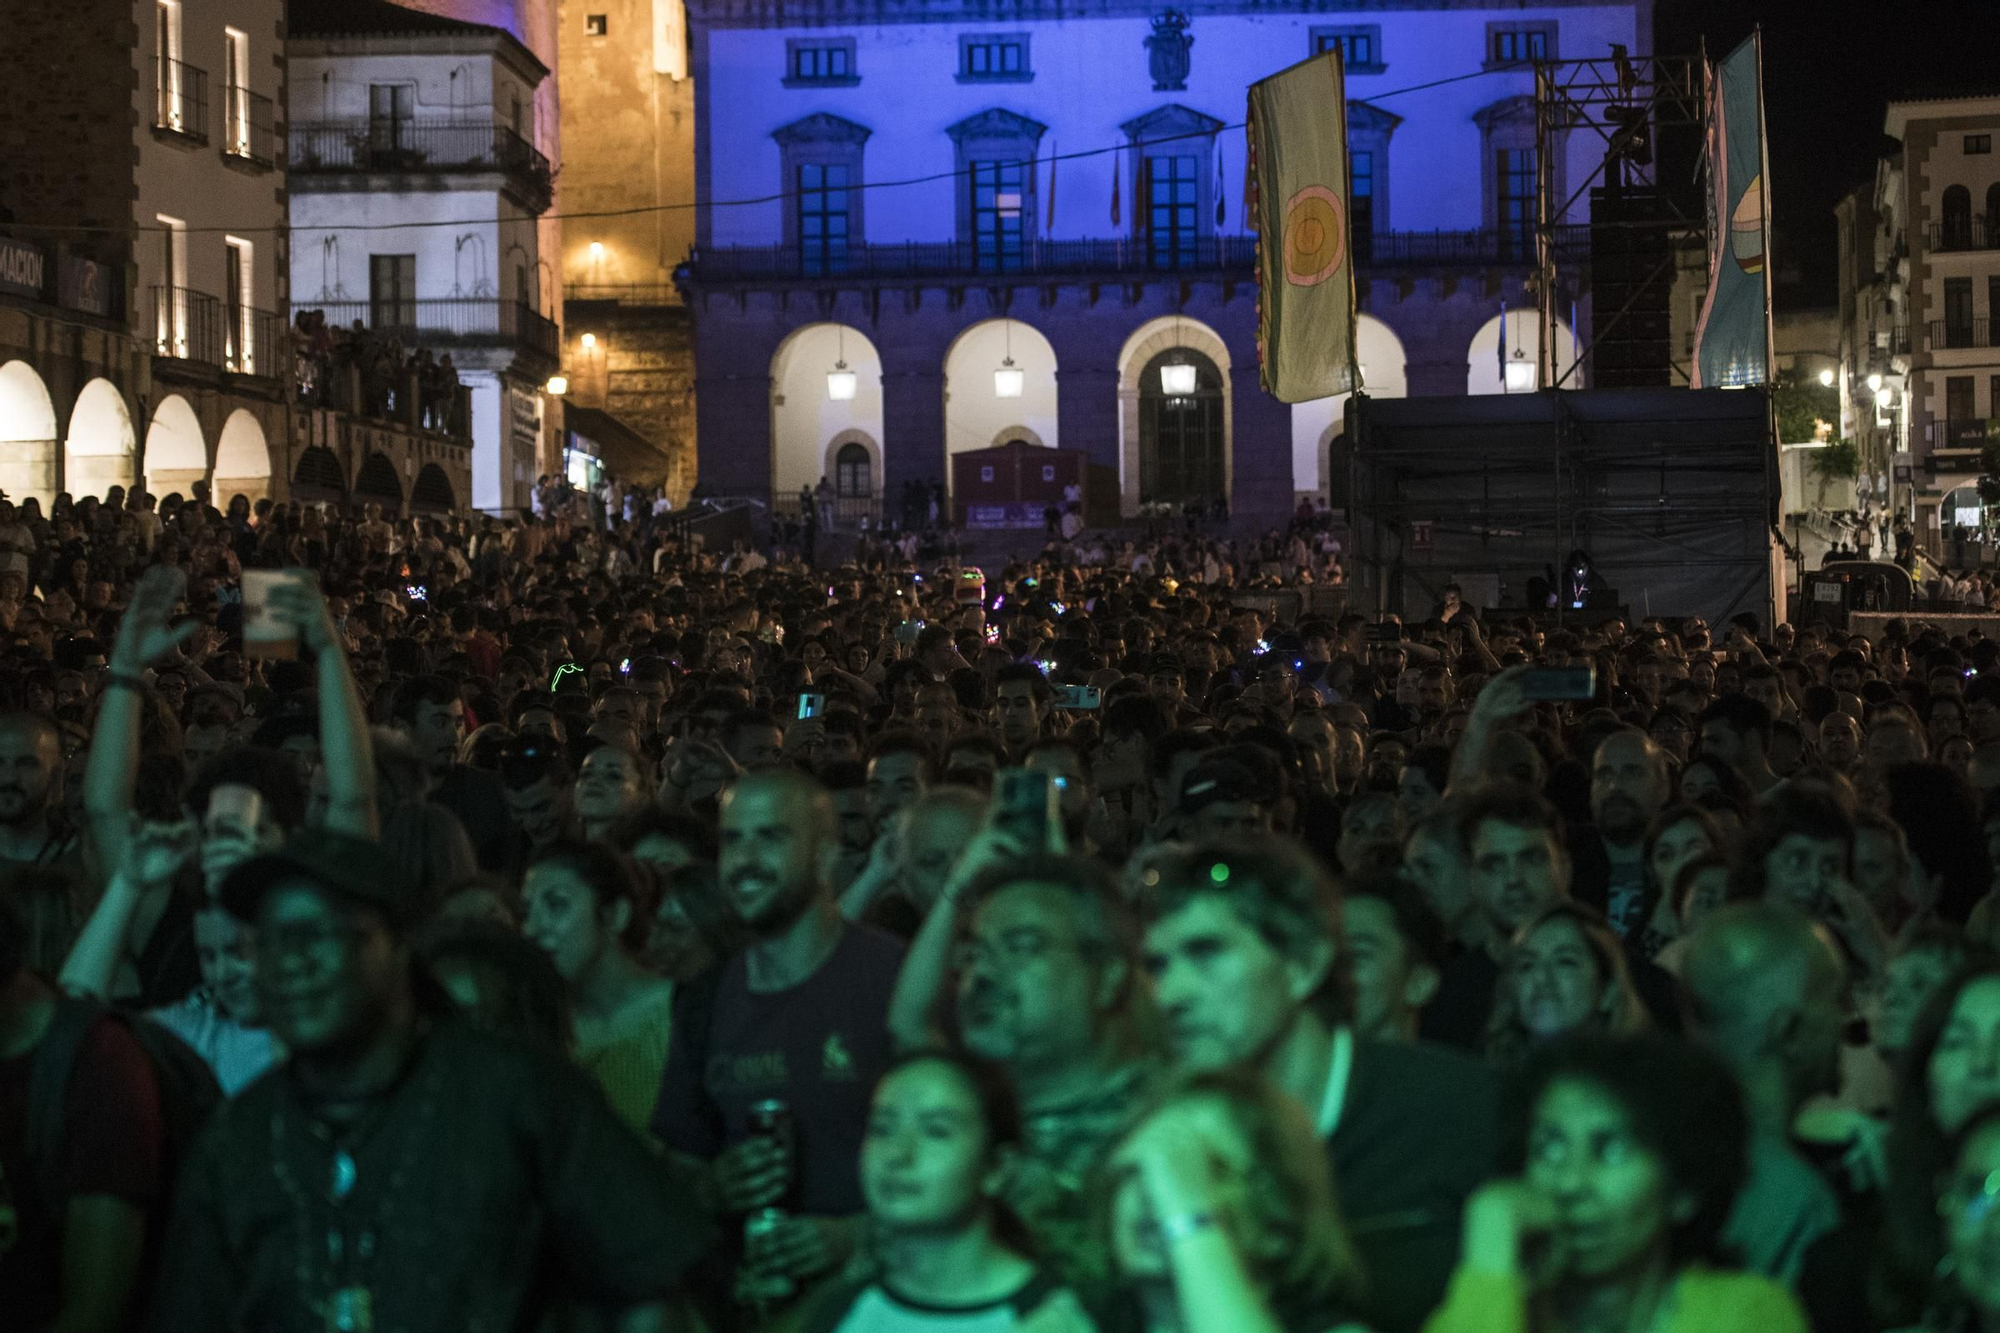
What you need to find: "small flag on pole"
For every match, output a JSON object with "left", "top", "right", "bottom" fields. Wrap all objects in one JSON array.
[
  {"left": 1215, "top": 142, "right": 1227, "bottom": 227},
  {"left": 1110, "top": 146, "right": 1121, "bottom": 228},
  {"left": 1047, "top": 139, "right": 1058, "bottom": 231},
  {"left": 1249, "top": 48, "right": 1358, "bottom": 403}
]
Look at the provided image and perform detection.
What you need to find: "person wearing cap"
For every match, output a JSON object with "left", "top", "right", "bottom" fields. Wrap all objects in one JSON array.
[
  {"left": 1177, "top": 754, "right": 1278, "bottom": 841},
  {"left": 152, "top": 827, "right": 711, "bottom": 1332},
  {"left": 1139, "top": 839, "right": 1499, "bottom": 1333}
]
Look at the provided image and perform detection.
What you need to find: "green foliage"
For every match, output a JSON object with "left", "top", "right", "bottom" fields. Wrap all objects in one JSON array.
[
  {"left": 1773, "top": 366, "right": 1840, "bottom": 446},
  {"left": 1806, "top": 437, "right": 1861, "bottom": 483}
]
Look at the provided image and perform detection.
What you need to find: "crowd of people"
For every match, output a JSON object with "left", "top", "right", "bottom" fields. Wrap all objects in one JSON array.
[
  {"left": 8, "top": 478, "right": 2000, "bottom": 1333},
  {"left": 292, "top": 310, "right": 465, "bottom": 433}
]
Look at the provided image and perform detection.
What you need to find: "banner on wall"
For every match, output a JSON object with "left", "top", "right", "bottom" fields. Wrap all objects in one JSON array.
[
  {"left": 1248, "top": 49, "right": 1358, "bottom": 403},
  {"left": 1691, "top": 32, "right": 1774, "bottom": 388}
]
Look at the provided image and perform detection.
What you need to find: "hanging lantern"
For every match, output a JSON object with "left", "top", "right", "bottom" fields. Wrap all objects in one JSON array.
[
  {"left": 827, "top": 361, "right": 857, "bottom": 401},
  {"left": 994, "top": 358, "right": 1025, "bottom": 398},
  {"left": 1160, "top": 361, "right": 1198, "bottom": 396}
]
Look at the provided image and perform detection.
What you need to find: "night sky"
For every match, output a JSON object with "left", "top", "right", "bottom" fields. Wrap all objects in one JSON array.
[{"left": 1650, "top": 0, "right": 2000, "bottom": 306}]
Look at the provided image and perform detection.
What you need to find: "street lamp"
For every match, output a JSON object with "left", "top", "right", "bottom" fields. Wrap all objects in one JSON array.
[
  {"left": 1867, "top": 372, "right": 1883, "bottom": 393},
  {"left": 827, "top": 325, "right": 857, "bottom": 400},
  {"left": 546, "top": 375, "right": 569, "bottom": 396},
  {"left": 581, "top": 332, "right": 596, "bottom": 349},
  {"left": 1160, "top": 361, "right": 1198, "bottom": 396},
  {"left": 993, "top": 320, "right": 1024, "bottom": 397},
  {"left": 1818, "top": 368, "right": 1834, "bottom": 387},
  {"left": 589, "top": 241, "right": 605, "bottom": 260},
  {"left": 1875, "top": 385, "right": 1894, "bottom": 409}
]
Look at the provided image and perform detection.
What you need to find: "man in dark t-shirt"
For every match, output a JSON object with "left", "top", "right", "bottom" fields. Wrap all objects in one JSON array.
[
  {"left": 654, "top": 772, "right": 904, "bottom": 1276},
  {"left": 0, "top": 896, "right": 165, "bottom": 1333}
]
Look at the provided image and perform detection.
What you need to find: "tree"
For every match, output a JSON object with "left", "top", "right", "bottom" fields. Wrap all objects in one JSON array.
[{"left": 1772, "top": 365, "right": 1840, "bottom": 446}]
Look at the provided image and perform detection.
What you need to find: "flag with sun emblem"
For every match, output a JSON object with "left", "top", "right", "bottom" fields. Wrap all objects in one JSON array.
[{"left": 1248, "top": 49, "right": 1357, "bottom": 403}]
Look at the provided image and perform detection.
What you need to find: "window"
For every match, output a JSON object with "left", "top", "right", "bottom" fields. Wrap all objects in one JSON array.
[
  {"left": 775, "top": 112, "right": 869, "bottom": 265},
  {"left": 1943, "top": 184, "right": 1973, "bottom": 250},
  {"left": 1948, "top": 375, "right": 1976, "bottom": 422},
  {"left": 223, "top": 27, "right": 251, "bottom": 158},
  {"left": 369, "top": 84, "right": 414, "bottom": 152},
  {"left": 835, "top": 442, "right": 871, "bottom": 496},
  {"left": 1497, "top": 148, "right": 1537, "bottom": 260},
  {"left": 1968, "top": 134, "right": 1992, "bottom": 155},
  {"left": 155, "top": 215, "right": 188, "bottom": 355},
  {"left": 224, "top": 237, "right": 253, "bottom": 371},
  {"left": 1488, "top": 23, "right": 1555, "bottom": 66},
  {"left": 1350, "top": 150, "right": 1374, "bottom": 259},
  {"left": 370, "top": 254, "right": 417, "bottom": 333},
  {"left": 1146, "top": 155, "right": 1200, "bottom": 270},
  {"left": 1311, "top": 26, "right": 1384, "bottom": 74},
  {"left": 154, "top": 0, "right": 197, "bottom": 137},
  {"left": 585, "top": 13, "right": 607, "bottom": 35},
  {"left": 960, "top": 35, "right": 1030, "bottom": 81},
  {"left": 971, "top": 160, "right": 1028, "bottom": 271},
  {"left": 786, "top": 39, "right": 857, "bottom": 86},
  {"left": 798, "top": 163, "right": 850, "bottom": 276},
  {"left": 1945, "top": 276, "right": 1974, "bottom": 348}
]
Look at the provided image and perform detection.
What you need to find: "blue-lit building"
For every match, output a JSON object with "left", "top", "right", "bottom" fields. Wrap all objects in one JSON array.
[{"left": 680, "top": 0, "right": 1647, "bottom": 526}]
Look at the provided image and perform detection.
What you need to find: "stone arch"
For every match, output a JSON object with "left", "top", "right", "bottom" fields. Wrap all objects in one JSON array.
[
  {"left": 994, "top": 425, "right": 1047, "bottom": 448},
  {"left": 140, "top": 394, "right": 204, "bottom": 500},
  {"left": 412, "top": 463, "right": 457, "bottom": 512},
  {"left": 1467, "top": 309, "right": 1581, "bottom": 395},
  {"left": 1117, "top": 315, "right": 1233, "bottom": 517},
  {"left": 770, "top": 322, "right": 884, "bottom": 503},
  {"left": 821, "top": 428, "right": 880, "bottom": 496},
  {"left": 353, "top": 451, "right": 404, "bottom": 512},
  {"left": 0, "top": 361, "right": 59, "bottom": 507},
  {"left": 213, "top": 409, "right": 272, "bottom": 506},
  {"left": 1290, "top": 314, "right": 1408, "bottom": 496},
  {"left": 66, "top": 378, "right": 139, "bottom": 504},
  {"left": 942, "top": 318, "right": 1059, "bottom": 490},
  {"left": 294, "top": 445, "right": 347, "bottom": 497}
]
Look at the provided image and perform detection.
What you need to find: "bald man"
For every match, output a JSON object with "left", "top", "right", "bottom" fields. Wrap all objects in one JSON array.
[
  {"left": 1683, "top": 900, "right": 1844, "bottom": 1285},
  {"left": 0, "top": 712, "right": 73, "bottom": 868},
  {"left": 1572, "top": 728, "right": 1673, "bottom": 938},
  {"left": 651, "top": 771, "right": 905, "bottom": 1285}
]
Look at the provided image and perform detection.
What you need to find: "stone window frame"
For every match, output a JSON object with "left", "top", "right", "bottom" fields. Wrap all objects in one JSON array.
[
  {"left": 1474, "top": 94, "right": 1563, "bottom": 240},
  {"left": 1120, "top": 104, "right": 1226, "bottom": 247},
  {"left": 957, "top": 33, "right": 1033, "bottom": 84},
  {"left": 947, "top": 108, "right": 1047, "bottom": 249},
  {"left": 772, "top": 113, "right": 871, "bottom": 257},
  {"left": 784, "top": 37, "right": 860, "bottom": 88},
  {"left": 1484, "top": 21, "right": 1557, "bottom": 69},
  {"left": 1346, "top": 100, "right": 1402, "bottom": 235},
  {"left": 1308, "top": 25, "right": 1385, "bottom": 77}
]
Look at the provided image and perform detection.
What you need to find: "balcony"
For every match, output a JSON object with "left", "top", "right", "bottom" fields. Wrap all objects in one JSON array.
[
  {"left": 302, "top": 298, "right": 559, "bottom": 365},
  {"left": 1926, "top": 418, "right": 1993, "bottom": 451},
  {"left": 1927, "top": 318, "right": 2000, "bottom": 352},
  {"left": 288, "top": 120, "right": 553, "bottom": 212},
  {"left": 150, "top": 286, "right": 281, "bottom": 376},
  {"left": 1926, "top": 217, "right": 2000, "bottom": 253},
  {"left": 154, "top": 58, "right": 209, "bottom": 145},
  {"left": 221, "top": 86, "right": 276, "bottom": 171},
  {"left": 683, "top": 226, "right": 1590, "bottom": 287}
]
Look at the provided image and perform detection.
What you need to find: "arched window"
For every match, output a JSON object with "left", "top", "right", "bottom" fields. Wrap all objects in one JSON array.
[
  {"left": 1942, "top": 184, "right": 1973, "bottom": 250},
  {"left": 1138, "top": 349, "right": 1224, "bottom": 504},
  {"left": 834, "top": 442, "right": 871, "bottom": 497}
]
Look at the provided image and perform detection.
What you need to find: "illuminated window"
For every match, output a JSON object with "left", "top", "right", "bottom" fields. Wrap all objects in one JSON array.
[{"left": 971, "top": 160, "right": 1027, "bottom": 271}]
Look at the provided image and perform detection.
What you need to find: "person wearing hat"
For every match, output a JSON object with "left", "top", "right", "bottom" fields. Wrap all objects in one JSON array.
[
  {"left": 1177, "top": 753, "right": 1278, "bottom": 841},
  {"left": 150, "top": 828, "right": 711, "bottom": 1331}
]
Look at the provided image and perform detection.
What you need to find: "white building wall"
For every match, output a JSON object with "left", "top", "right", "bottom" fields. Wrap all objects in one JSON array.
[
  {"left": 288, "top": 51, "right": 539, "bottom": 125},
  {"left": 135, "top": 0, "right": 286, "bottom": 340},
  {"left": 290, "top": 191, "right": 538, "bottom": 304},
  {"left": 704, "top": 3, "right": 1643, "bottom": 248}
]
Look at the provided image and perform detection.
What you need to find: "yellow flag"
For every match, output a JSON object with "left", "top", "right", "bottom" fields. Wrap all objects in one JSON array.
[{"left": 1249, "top": 51, "right": 1358, "bottom": 403}]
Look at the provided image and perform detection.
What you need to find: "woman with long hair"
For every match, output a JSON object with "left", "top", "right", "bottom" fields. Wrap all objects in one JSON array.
[
  {"left": 521, "top": 841, "right": 677, "bottom": 1134},
  {"left": 1631, "top": 805, "right": 1723, "bottom": 960},
  {"left": 784, "top": 1051, "right": 1082, "bottom": 1331},
  {"left": 1428, "top": 1034, "right": 1804, "bottom": 1333},
  {"left": 1486, "top": 903, "right": 1649, "bottom": 1066},
  {"left": 1086, "top": 1070, "right": 1369, "bottom": 1333}
]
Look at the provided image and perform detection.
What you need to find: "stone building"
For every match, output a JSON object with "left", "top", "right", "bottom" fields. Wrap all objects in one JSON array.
[{"left": 680, "top": 0, "right": 1646, "bottom": 529}]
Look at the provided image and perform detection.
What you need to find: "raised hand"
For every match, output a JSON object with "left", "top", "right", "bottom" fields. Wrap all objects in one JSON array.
[{"left": 111, "top": 565, "right": 195, "bottom": 671}]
